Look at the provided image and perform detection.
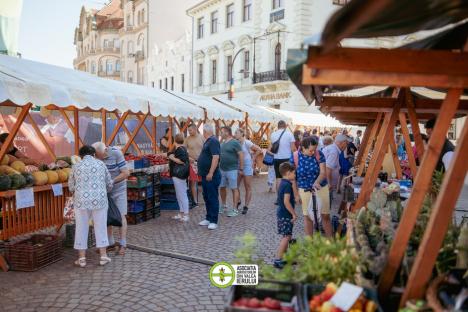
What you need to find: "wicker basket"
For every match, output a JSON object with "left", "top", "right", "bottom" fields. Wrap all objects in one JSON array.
[
  {"left": 5, "top": 234, "right": 63, "bottom": 271},
  {"left": 63, "top": 224, "right": 95, "bottom": 248}
]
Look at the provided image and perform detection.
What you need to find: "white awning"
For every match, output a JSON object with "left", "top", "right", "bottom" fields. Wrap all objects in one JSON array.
[
  {"left": 0, "top": 54, "right": 205, "bottom": 120},
  {"left": 270, "top": 108, "right": 345, "bottom": 128}
]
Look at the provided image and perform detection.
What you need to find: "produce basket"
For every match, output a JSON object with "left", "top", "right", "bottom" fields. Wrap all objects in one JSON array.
[
  {"left": 126, "top": 211, "right": 146, "bottom": 225},
  {"left": 63, "top": 224, "right": 95, "bottom": 248},
  {"left": 5, "top": 234, "right": 63, "bottom": 271},
  {"left": 225, "top": 280, "right": 301, "bottom": 312}
]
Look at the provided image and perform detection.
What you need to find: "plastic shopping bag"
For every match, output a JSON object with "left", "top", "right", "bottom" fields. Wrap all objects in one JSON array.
[
  {"left": 63, "top": 197, "right": 75, "bottom": 224},
  {"left": 107, "top": 195, "right": 122, "bottom": 227},
  {"left": 307, "top": 191, "right": 322, "bottom": 233}
]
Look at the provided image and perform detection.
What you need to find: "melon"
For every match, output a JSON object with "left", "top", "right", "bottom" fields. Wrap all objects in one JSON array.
[
  {"left": 22, "top": 172, "right": 34, "bottom": 187},
  {"left": 0, "top": 175, "right": 11, "bottom": 191},
  {"left": 62, "top": 168, "right": 72, "bottom": 176},
  {"left": 10, "top": 161, "right": 26, "bottom": 173},
  {"left": 9, "top": 174, "right": 26, "bottom": 189},
  {"left": 56, "top": 169, "right": 68, "bottom": 183},
  {"left": 45, "top": 170, "right": 59, "bottom": 184},
  {"left": 1, "top": 155, "right": 9, "bottom": 165},
  {"left": 0, "top": 165, "right": 19, "bottom": 175},
  {"left": 32, "top": 171, "right": 48, "bottom": 186}
]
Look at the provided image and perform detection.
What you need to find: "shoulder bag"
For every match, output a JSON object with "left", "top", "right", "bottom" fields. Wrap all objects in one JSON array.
[{"left": 270, "top": 129, "right": 286, "bottom": 154}]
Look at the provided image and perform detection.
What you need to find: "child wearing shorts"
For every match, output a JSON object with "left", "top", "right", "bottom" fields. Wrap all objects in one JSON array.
[{"left": 274, "top": 162, "right": 297, "bottom": 269}]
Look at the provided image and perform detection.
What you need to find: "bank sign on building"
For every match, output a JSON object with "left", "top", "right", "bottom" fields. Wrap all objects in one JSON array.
[{"left": 186, "top": 0, "right": 347, "bottom": 112}]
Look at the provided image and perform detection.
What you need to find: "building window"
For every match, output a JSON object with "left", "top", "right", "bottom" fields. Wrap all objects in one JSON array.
[
  {"left": 142, "top": 9, "right": 145, "bottom": 22},
  {"left": 128, "top": 41, "right": 134, "bottom": 54},
  {"left": 115, "top": 60, "right": 121, "bottom": 72},
  {"left": 211, "top": 11, "right": 218, "bottom": 34},
  {"left": 181, "top": 74, "right": 185, "bottom": 92},
  {"left": 103, "top": 39, "right": 109, "bottom": 48},
  {"left": 273, "top": 0, "right": 283, "bottom": 9},
  {"left": 152, "top": 81, "right": 155, "bottom": 88},
  {"left": 159, "top": 79, "right": 162, "bottom": 89},
  {"left": 198, "top": 63, "right": 203, "bottom": 87},
  {"left": 171, "top": 76, "right": 174, "bottom": 90},
  {"left": 127, "top": 14, "right": 132, "bottom": 26},
  {"left": 226, "top": 4, "right": 234, "bottom": 28},
  {"left": 91, "top": 61, "right": 96, "bottom": 74},
  {"left": 128, "top": 71, "right": 133, "bottom": 83},
  {"left": 243, "top": 0, "right": 252, "bottom": 22},
  {"left": 138, "top": 11, "right": 141, "bottom": 25},
  {"left": 197, "top": 17, "right": 204, "bottom": 39},
  {"left": 244, "top": 51, "right": 250, "bottom": 78},
  {"left": 226, "top": 55, "right": 233, "bottom": 81},
  {"left": 211, "top": 60, "right": 217, "bottom": 84},
  {"left": 106, "top": 60, "right": 113, "bottom": 73},
  {"left": 165, "top": 77, "right": 168, "bottom": 89},
  {"left": 275, "top": 43, "right": 281, "bottom": 73}
]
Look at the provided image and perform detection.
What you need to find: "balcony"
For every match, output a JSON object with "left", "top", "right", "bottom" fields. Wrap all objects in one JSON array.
[
  {"left": 98, "top": 70, "right": 120, "bottom": 77},
  {"left": 253, "top": 70, "right": 289, "bottom": 84},
  {"left": 135, "top": 50, "right": 145, "bottom": 61}
]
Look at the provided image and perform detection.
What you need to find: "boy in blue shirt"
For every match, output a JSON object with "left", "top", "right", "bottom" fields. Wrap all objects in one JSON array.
[{"left": 274, "top": 162, "right": 297, "bottom": 269}]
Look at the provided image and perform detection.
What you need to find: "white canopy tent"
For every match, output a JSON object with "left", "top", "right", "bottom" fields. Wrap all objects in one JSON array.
[
  {"left": 0, "top": 54, "right": 205, "bottom": 120},
  {"left": 270, "top": 107, "right": 346, "bottom": 128}
]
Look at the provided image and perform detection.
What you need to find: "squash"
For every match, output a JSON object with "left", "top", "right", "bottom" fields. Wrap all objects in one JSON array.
[
  {"left": 0, "top": 165, "right": 19, "bottom": 175},
  {"left": 22, "top": 172, "right": 34, "bottom": 187},
  {"left": 1, "top": 155, "right": 9, "bottom": 165},
  {"left": 10, "top": 160, "right": 26, "bottom": 173},
  {"left": 32, "top": 171, "right": 48, "bottom": 186},
  {"left": 45, "top": 170, "right": 59, "bottom": 184},
  {"left": 0, "top": 175, "right": 11, "bottom": 191},
  {"left": 62, "top": 168, "right": 72, "bottom": 176},
  {"left": 56, "top": 169, "right": 68, "bottom": 183},
  {"left": 9, "top": 174, "right": 26, "bottom": 189}
]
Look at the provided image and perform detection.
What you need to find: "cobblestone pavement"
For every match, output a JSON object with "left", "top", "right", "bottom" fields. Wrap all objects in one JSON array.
[{"left": 0, "top": 175, "right": 305, "bottom": 312}]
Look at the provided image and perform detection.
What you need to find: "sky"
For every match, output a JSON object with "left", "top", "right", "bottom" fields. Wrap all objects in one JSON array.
[{"left": 18, "top": 0, "right": 105, "bottom": 68}]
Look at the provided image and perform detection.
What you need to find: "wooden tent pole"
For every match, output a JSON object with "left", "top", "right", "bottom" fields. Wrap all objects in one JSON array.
[
  {"left": 27, "top": 114, "right": 56, "bottom": 161},
  {"left": 0, "top": 104, "right": 32, "bottom": 162},
  {"left": 354, "top": 104, "right": 400, "bottom": 211},
  {"left": 58, "top": 108, "right": 84, "bottom": 146},
  {"left": 401, "top": 119, "right": 468, "bottom": 304},
  {"left": 101, "top": 109, "right": 107, "bottom": 143},
  {"left": 357, "top": 113, "right": 382, "bottom": 176},
  {"left": 152, "top": 116, "right": 157, "bottom": 153},
  {"left": 378, "top": 88, "right": 462, "bottom": 298},
  {"left": 122, "top": 113, "right": 148, "bottom": 154},
  {"left": 137, "top": 114, "right": 155, "bottom": 154},
  {"left": 168, "top": 116, "right": 174, "bottom": 150},
  {"left": 111, "top": 112, "right": 140, "bottom": 152},
  {"left": 106, "top": 111, "right": 129, "bottom": 146},
  {"left": 406, "top": 89, "right": 425, "bottom": 162},
  {"left": 354, "top": 122, "right": 372, "bottom": 166},
  {"left": 73, "top": 108, "right": 80, "bottom": 155},
  {"left": 389, "top": 138, "right": 402, "bottom": 179},
  {"left": 399, "top": 113, "right": 418, "bottom": 178}
]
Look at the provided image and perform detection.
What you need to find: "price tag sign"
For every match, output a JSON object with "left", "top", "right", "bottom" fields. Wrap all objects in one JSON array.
[
  {"left": 16, "top": 188, "right": 35, "bottom": 209},
  {"left": 51, "top": 184, "right": 63, "bottom": 197},
  {"left": 330, "top": 282, "right": 363, "bottom": 311},
  {"left": 127, "top": 160, "right": 135, "bottom": 171}
]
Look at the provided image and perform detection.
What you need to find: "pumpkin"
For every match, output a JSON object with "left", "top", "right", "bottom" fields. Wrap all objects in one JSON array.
[
  {"left": 10, "top": 160, "right": 26, "bottom": 173},
  {"left": 0, "top": 175, "right": 11, "bottom": 191},
  {"left": 9, "top": 174, "right": 26, "bottom": 189},
  {"left": 56, "top": 169, "right": 68, "bottom": 183},
  {"left": 22, "top": 172, "right": 34, "bottom": 187},
  {"left": 0, "top": 165, "right": 19, "bottom": 175},
  {"left": 32, "top": 171, "right": 48, "bottom": 186},
  {"left": 1, "top": 155, "right": 9, "bottom": 165},
  {"left": 45, "top": 170, "right": 59, "bottom": 184}
]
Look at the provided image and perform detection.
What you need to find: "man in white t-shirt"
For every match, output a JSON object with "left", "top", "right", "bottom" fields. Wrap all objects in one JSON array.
[{"left": 269, "top": 120, "right": 296, "bottom": 192}]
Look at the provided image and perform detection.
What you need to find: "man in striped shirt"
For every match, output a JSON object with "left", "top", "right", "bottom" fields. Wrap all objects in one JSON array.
[{"left": 93, "top": 142, "right": 130, "bottom": 255}]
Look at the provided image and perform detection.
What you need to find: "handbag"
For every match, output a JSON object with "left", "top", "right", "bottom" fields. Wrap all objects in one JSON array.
[
  {"left": 63, "top": 197, "right": 75, "bottom": 224},
  {"left": 270, "top": 129, "right": 286, "bottom": 154},
  {"left": 171, "top": 147, "right": 190, "bottom": 179},
  {"left": 307, "top": 191, "right": 322, "bottom": 233},
  {"left": 107, "top": 195, "right": 122, "bottom": 227},
  {"left": 263, "top": 152, "right": 274, "bottom": 166}
]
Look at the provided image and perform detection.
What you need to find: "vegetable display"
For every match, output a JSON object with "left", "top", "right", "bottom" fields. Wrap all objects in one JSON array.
[{"left": 308, "top": 283, "right": 377, "bottom": 312}]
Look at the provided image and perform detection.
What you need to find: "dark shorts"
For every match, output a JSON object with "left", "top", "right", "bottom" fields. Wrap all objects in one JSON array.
[
  {"left": 277, "top": 217, "right": 293, "bottom": 236},
  {"left": 273, "top": 158, "right": 290, "bottom": 179}
]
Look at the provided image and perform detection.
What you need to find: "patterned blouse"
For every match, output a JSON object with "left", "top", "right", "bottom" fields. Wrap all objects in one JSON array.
[{"left": 69, "top": 155, "right": 113, "bottom": 210}]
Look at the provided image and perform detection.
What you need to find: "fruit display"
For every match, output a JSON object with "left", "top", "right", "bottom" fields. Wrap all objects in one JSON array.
[
  {"left": 308, "top": 283, "right": 378, "bottom": 312},
  {"left": 231, "top": 297, "right": 294, "bottom": 311},
  {"left": 160, "top": 171, "right": 171, "bottom": 179},
  {"left": 145, "top": 154, "right": 168, "bottom": 166}
]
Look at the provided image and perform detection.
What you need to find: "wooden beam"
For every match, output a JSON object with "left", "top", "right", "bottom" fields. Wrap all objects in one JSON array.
[
  {"left": 106, "top": 111, "right": 129, "bottom": 146},
  {"left": 152, "top": 116, "right": 157, "bottom": 153},
  {"left": 406, "top": 90, "right": 425, "bottom": 163},
  {"left": 73, "top": 109, "right": 80, "bottom": 155},
  {"left": 58, "top": 108, "right": 84, "bottom": 146},
  {"left": 378, "top": 88, "right": 462, "bottom": 297},
  {"left": 122, "top": 113, "right": 149, "bottom": 154},
  {"left": 168, "top": 117, "right": 174, "bottom": 151},
  {"left": 354, "top": 103, "right": 400, "bottom": 210},
  {"left": 137, "top": 114, "right": 156, "bottom": 153},
  {"left": 357, "top": 113, "right": 382, "bottom": 176},
  {"left": 354, "top": 123, "right": 371, "bottom": 166},
  {"left": 101, "top": 109, "right": 107, "bottom": 143},
  {"left": 27, "top": 114, "right": 56, "bottom": 161},
  {"left": 399, "top": 113, "right": 418, "bottom": 178},
  {"left": 307, "top": 47, "right": 468, "bottom": 76},
  {"left": 302, "top": 65, "right": 468, "bottom": 89},
  {"left": 389, "top": 138, "right": 402, "bottom": 179},
  {"left": 112, "top": 113, "right": 141, "bottom": 153},
  {"left": 401, "top": 119, "right": 468, "bottom": 304},
  {"left": 0, "top": 104, "right": 32, "bottom": 162}
]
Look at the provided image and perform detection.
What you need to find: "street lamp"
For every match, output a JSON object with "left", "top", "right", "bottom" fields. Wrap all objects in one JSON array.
[{"left": 228, "top": 47, "right": 245, "bottom": 100}]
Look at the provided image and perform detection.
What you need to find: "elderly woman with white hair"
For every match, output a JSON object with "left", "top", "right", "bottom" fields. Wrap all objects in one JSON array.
[
  {"left": 92, "top": 142, "right": 130, "bottom": 255},
  {"left": 197, "top": 124, "right": 221, "bottom": 230}
]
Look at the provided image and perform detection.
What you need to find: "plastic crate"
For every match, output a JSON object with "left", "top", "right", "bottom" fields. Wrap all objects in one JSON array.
[
  {"left": 154, "top": 203, "right": 161, "bottom": 217},
  {"left": 160, "top": 178, "right": 173, "bottom": 185},
  {"left": 127, "top": 173, "right": 151, "bottom": 188},
  {"left": 5, "top": 234, "right": 63, "bottom": 272},
  {"left": 63, "top": 224, "right": 95, "bottom": 248},
  {"left": 128, "top": 188, "right": 149, "bottom": 200},
  {"left": 302, "top": 284, "right": 382, "bottom": 312},
  {"left": 126, "top": 211, "right": 146, "bottom": 225},
  {"left": 134, "top": 157, "right": 150, "bottom": 169},
  {"left": 147, "top": 185, "right": 154, "bottom": 198},
  {"left": 128, "top": 200, "right": 146, "bottom": 213},
  {"left": 225, "top": 280, "right": 301, "bottom": 312}
]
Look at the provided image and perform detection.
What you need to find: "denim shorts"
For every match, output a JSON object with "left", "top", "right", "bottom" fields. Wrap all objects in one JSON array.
[
  {"left": 243, "top": 161, "right": 254, "bottom": 176},
  {"left": 220, "top": 170, "right": 238, "bottom": 189}
]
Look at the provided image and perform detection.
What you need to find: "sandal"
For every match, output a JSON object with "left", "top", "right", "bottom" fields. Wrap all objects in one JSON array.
[
  {"left": 74, "top": 257, "right": 86, "bottom": 268},
  {"left": 99, "top": 256, "right": 112, "bottom": 266},
  {"left": 117, "top": 246, "right": 126, "bottom": 256}
]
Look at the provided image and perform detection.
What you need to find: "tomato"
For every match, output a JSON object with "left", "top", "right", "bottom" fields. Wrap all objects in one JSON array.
[{"left": 246, "top": 298, "right": 262, "bottom": 309}]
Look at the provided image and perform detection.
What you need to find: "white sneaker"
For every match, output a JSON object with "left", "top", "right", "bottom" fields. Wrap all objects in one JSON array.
[
  {"left": 208, "top": 223, "right": 218, "bottom": 230},
  {"left": 181, "top": 215, "right": 190, "bottom": 222},
  {"left": 172, "top": 214, "right": 182, "bottom": 220},
  {"left": 199, "top": 220, "right": 210, "bottom": 226}
]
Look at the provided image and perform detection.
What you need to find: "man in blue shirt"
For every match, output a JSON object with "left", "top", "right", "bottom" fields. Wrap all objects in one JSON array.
[{"left": 197, "top": 124, "right": 221, "bottom": 230}]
